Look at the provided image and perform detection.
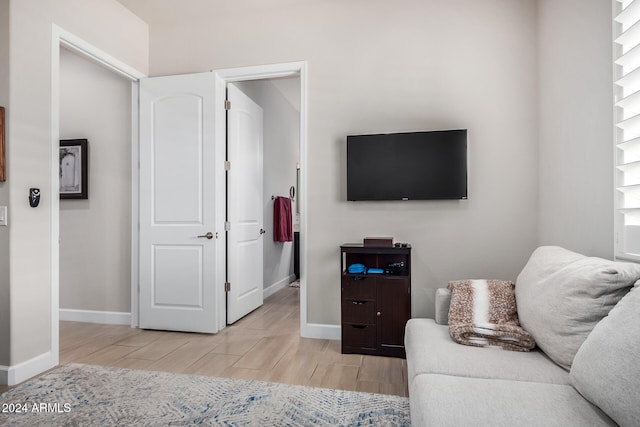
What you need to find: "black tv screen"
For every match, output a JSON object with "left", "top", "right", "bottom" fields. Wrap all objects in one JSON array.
[{"left": 347, "top": 129, "right": 467, "bottom": 201}]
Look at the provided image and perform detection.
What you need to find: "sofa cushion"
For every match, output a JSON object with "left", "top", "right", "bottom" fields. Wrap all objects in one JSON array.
[
  {"left": 405, "top": 318, "right": 569, "bottom": 385},
  {"left": 515, "top": 246, "right": 640, "bottom": 370},
  {"left": 409, "top": 373, "right": 616, "bottom": 427},
  {"left": 569, "top": 284, "right": 640, "bottom": 427}
]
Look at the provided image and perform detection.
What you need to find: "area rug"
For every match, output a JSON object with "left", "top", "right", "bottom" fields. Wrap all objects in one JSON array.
[{"left": 0, "top": 364, "right": 410, "bottom": 426}]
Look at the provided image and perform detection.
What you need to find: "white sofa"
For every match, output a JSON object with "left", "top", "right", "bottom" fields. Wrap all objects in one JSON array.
[{"left": 405, "top": 246, "right": 640, "bottom": 427}]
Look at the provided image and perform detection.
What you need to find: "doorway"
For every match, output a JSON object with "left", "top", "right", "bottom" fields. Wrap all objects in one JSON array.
[
  {"left": 217, "top": 65, "right": 308, "bottom": 334},
  {"left": 216, "top": 63, "right": 307, "bottom": 339},
  {"left": 50, "top": 26, "right": 146, "bottom": 366}
]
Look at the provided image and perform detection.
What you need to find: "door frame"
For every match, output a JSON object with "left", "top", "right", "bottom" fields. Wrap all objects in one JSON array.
[
  {"left": 50, "top": 27, "right": 310, "bottom": 348},
  {"left": 212, "top": 63, "right": 308, "bottom": 332}
]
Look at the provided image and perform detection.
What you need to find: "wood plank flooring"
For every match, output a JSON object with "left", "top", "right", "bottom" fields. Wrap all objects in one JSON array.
[{"left": 1, "top": 286, "right": 408, "bottom": 397}]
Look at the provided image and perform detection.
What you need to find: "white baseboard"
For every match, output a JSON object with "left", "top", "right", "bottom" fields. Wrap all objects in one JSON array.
[
  {"left": 0, "top": 351, "right": 56, "bottom": 386},
  {"left": 301, "top": 322, "right": 341, "bottom": 340},
  {"left": 263, "top": 274, "right": 297, "bottom": 299},
  {"left": 59, "top": 308, "right": 131, "bottom": 325}
]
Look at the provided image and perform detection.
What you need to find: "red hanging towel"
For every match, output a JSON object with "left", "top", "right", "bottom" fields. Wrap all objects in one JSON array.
[{"left": 273, "top": 196, "right": 293, "bottom": 242}]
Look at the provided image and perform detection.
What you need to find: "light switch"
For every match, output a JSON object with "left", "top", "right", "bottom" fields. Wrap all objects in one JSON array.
[{"left": 0, "top": 206, "right": 6, "bottom": 226}]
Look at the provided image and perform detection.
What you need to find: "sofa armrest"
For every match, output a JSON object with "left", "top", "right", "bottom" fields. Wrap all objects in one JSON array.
[{"left": 435, "top": 288, "right": 451, "bottom": 325}]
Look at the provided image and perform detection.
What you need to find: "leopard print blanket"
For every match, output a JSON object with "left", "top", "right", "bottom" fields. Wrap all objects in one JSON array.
[{"left": 447, "top": 279, "right": 535, "bottom": 352}]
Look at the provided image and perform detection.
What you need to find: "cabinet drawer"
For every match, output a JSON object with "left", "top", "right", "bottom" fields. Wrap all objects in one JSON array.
[
  {"left": 342, "top": 299, "right": 376, "bottom": 323},
  {"left": 342, "top": 276, "right": 375, "bottom": 299},
  {"left": 342, "top": 323, "right": 376, "bottom": 349}
]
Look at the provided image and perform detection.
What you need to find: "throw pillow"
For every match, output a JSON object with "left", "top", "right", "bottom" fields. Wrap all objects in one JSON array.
[
  {"left": 515, "top": 246, "right": 640, "bottom": 370},
  {"left": 569, "top": 284, "right": 640, "bottom": 427},
  {"left": 447, "top": 279, "right": 535, "bottom": 351}
]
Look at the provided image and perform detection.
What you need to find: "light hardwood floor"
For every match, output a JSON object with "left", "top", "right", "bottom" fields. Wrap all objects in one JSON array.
[{"left": 1, "top": 286, "right": 408, "bottom": 397}]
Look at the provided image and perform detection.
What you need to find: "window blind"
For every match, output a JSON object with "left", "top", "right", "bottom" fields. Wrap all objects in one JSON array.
[{"left": 615, "top": 0, "right": 640, "bottom": 260}]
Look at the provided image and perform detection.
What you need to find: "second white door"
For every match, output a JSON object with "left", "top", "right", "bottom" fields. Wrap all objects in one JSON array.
[{"left": 226, "top": 83, "right": 265, "bottom": 324}]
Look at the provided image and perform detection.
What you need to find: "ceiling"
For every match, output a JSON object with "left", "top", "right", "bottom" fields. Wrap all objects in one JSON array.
[
  {"left": 116, "top": 0, "right": 315, "bottom": 24},
  {"left": 115, "top": 0, "right": 302, "bottom": 109}
]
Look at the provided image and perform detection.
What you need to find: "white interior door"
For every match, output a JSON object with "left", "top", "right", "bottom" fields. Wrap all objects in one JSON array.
[
  {"left": 226, "top": 83, "right": 264, "bottom": 324},
  {"left": 138, "top": 72, "right": 220, "bottom": 333}
]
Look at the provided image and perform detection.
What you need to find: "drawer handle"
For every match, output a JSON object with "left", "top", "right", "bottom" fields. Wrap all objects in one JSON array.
[
  {"left": 351, "top": 275, "right": 367, "bottom": 281},
  {"left": 351, "top": 324, "right": 367, "bottom": 329},
  {"left": 351, "top": 301, "right": 366, "bottom": 305}
]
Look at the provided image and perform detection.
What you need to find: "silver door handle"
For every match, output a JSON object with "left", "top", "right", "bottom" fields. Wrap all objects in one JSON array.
[
  {"left": 259, "top": 229, "right": 266, "bottom": 235},
  {"left": 197, "top": 232, "right": 214, "bottom": 240}
]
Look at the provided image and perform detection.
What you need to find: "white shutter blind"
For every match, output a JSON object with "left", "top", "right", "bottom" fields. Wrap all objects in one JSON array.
[{"left": 615, "top": 0, "right": 640, "bottom": 259}]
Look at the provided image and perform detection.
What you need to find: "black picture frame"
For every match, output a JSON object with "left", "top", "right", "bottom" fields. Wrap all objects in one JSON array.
[{"left": 59, "top": 139, "right": 88, "bottom": 199}]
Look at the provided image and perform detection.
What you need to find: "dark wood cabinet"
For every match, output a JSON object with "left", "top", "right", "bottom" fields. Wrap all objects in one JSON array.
[{"left": 340, "top": 244, "right": 411, "bottom": 358}]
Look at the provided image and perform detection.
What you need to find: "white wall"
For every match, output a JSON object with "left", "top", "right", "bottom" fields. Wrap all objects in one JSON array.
[
  {"left": 145, "top": 0, "right": 539, "bottom": 322},
  {"left": 3, "top": 0, "right": 147, "bottom": 378},
  {"left": 59, "top": 48, "right": 131, "bottom": 314},
  {"left": 537, "top": 0, "right": 614, "bottom": 259},
  {"left": 236, "top": 78, "right": 300, "bottom": 295},
  {"left": 0, "top": 0, "right": 10, "bottom": 368}
]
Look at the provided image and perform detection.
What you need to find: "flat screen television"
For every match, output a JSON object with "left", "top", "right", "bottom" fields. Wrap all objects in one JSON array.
[{"left": 347, "top": 129, "right": 467, "bottom": 201}]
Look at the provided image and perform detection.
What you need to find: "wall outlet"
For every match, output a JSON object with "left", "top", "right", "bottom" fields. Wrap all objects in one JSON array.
[{"left": 0, "top": 206, "right": 6, "bottom": 226}]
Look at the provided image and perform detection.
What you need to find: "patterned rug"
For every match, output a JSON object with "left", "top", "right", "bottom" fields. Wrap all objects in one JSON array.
[{"left": 0, "top": 364, "right": 410, "bottom": 426}]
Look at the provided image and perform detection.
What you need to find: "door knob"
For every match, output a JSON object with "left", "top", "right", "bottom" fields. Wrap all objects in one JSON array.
[
  {"left": 259, "top": 228, "right": 266, "bottom": 235},
  {"left": 197, "top": 232, "right": 214, "bottom": 240}
]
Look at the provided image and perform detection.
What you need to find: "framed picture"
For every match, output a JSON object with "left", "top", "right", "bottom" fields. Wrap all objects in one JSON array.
[
  {"left": 0, "top": 106, "right": 5, "bottom": 182},
  {"left": 59, "top": 139, "right": 88, "bottom": 199}
]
